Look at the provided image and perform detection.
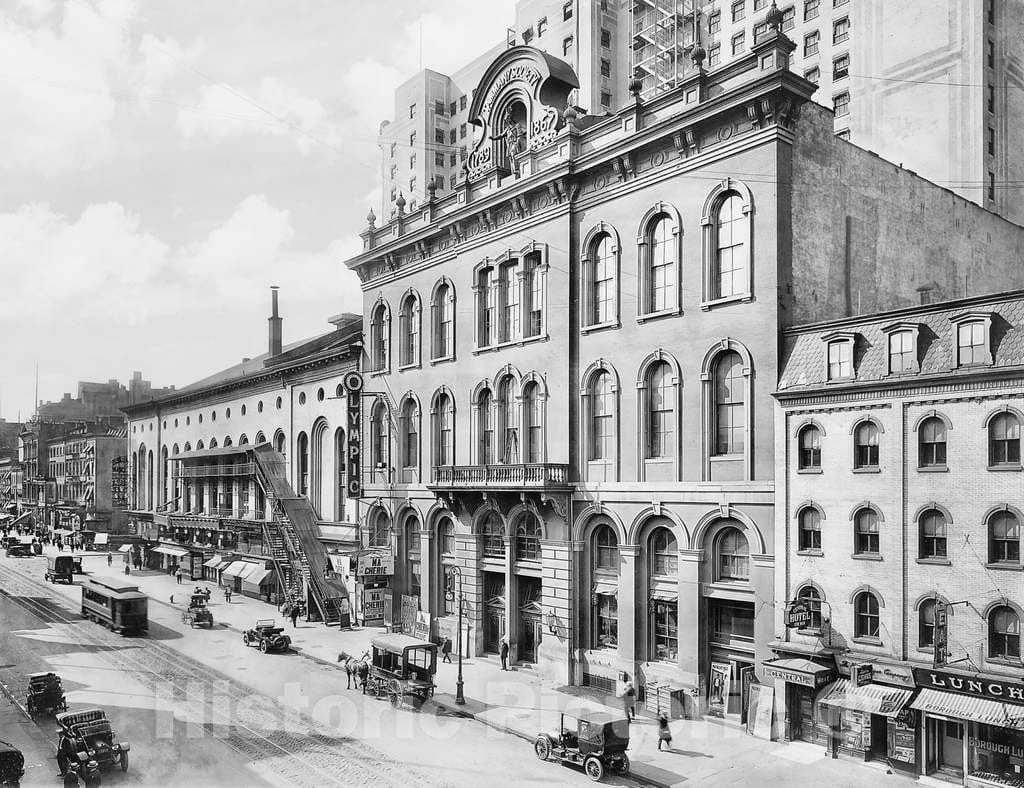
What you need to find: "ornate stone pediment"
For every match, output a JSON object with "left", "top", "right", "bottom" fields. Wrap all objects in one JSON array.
[{"left": 466, "top": 46, "right": 579, "bottom": 180}]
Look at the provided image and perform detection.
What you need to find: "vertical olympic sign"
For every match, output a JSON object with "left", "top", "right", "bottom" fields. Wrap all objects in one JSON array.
[{"left": 344, "top": 371, "right": 363, "bottom": 498}]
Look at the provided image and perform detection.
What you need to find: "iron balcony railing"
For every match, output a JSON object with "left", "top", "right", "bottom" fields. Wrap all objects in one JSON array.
[
  {"left": 173, "top": 463, "right": 255, "bottom": 479},
  {"left": 429, "top": 463, "right": 571, "bottom": 489}
]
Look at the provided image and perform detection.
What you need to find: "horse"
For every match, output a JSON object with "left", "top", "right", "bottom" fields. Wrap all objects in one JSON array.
[{"left": 337, "top": 650, "right": 370, "bottom": 690}]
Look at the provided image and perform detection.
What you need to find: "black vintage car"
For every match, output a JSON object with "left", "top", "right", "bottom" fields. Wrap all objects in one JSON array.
[
  {"left": 25, "top": 672, "right": 67, "bottom": 717},
  {"left": 242, "top": 619, "right": 291, "bottom": 653},
  {"left": 533, "top": 710, "right": 631, "bottom": 781},
  {"left": 4, "top": 543, "right": 32, "bottom": 558},
  {"left": 54, "top": 708, "right": 130, "bottom": 785},
  {"left": 0, "top": 738, "right": 24, "bottom": 787},
  {"left": 45, "top": 555, "right": 80, "bottom": 583}
]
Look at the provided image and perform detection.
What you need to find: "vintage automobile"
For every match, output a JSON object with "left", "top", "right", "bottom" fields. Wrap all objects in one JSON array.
[
  {"left": 533, "top": 710, "right": 631, "bottom": 781},
  {"left": 25, "top": 672, "right": 67, "bottom": 717},
  {"left": 54, "top": 708, "right": 130, "bottom": 785},
  {"left": 364, "top": 634, "right": 437, "bottom": 709},
  {"left": 181, "top": 593, "right": 213, "bottom": 628},
  {"left": 242, "top": 619, "right": 291, "bottom": 653},
  {"left": 0, "top": 738, "right": 24, "bottom": 787},
  {"left": 45, "top": 555, "right": 81, "bottom": 584},
  {"left": 4, "top": 543, "right": 32, "bottom": 558}
]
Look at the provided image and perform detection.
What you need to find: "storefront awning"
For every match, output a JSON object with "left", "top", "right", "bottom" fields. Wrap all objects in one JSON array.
[
  {"left": 202, "top": 555, "right": 225, "bottom": 568},
  {"left": 152, "top": 545, "right": 189, "bottom": 558},
  {"left": 911, "top": 688, "right": 1024, "bottom": 730},
  {"left": 236, "top": 562, "right": 263, "bottom": 580},
  {"left": 93, "top": 533, "right": 108, "bottom": 546},
  {"left": 52, "top": 528, "right": 73, "bottom": 536},
  {"left": 649, "top": 589, "right": 677, "bottom": 602},
  {"left": 818, "top": 679, "right": 914, "bottom": 717},
  {"left": 221, "top": 561, "right": 250, "bottom": 578},
  {"left": 762, "top": 657, "right": 837, "bottom": 689},
  {"left": 242, "top": 568, "right": 274, "bottom": 587},
  {"left": 118, "top": 544, "right": 132, "bottom": 553},
  {"left": 592, "top": 579, "right": 618, "bottom": 596}
]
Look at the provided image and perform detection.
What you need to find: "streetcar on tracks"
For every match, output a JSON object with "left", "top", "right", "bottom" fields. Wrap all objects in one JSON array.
[{"left": 80, "top": 577, "right": 148, "bottom": 635}]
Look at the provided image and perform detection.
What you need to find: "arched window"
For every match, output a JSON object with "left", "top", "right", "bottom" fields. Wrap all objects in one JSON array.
[
  {"left": 988, "top": 606, "right": 1021, "bottom": 660},
  {"left": 209, "top": 438, "right": 218, "bottom": 449},
  {"left": 524, "top": 251, "right": 544, "bottom": 338},
  {"left": 714, "top": 351, "right": 744, "bottom": 456},
  {"left": 797, "top": 585, "right": 823, "bottom": 630},
  {"left": 434, "top": 392, "right": 454, "bottom": 467},
  {"left": 368, "top": 509, "right": 390, "bottom": 548},
  {"left": 405, "top": 514, "right": 421, "bottom": 600},
  {"left": 988, "top": 510, "right": 1020, "bottom": 565},
  {"left": 478, "top": 388, "right": 494, "bottom": 464},
  {"left": 716, "top": 526, "right": 749, "bottom": 581},
  {"left": 854, "top": 508, "right": 880, "bottom": 555},
  {"left": 296, "top": 432, "right": 309, "bottom": 496},
  {"left": 370, "top": 401, "right": 388, "bottom": 473},
  {"left": 591, "top": 524, "right": 619, "bottom": 649},
  {"left": 919, "top": 509, "right": 947, "bottom": 559},
  {"left": 482, "top": 512, "right": 504, "bottom": 557},
  {"left": 499, "top": 258, "right": 520, "bottom": 342},
  {"left": 196, "top": 440, "right": 205, "bottom": 451},
  {"left": 515, "top": 512, "right": 541, "bottom": 561},
  {"left": 254, "top": 431, "right": 266, "bottom": 445},
  {"left": 646, "top": 361, "right": 673, "bottom": 459},
  {"left": 798, "top": 507, "right": 821, "bottom": 551},
  {"left": 273, "top": 430, "right": 285, "bottom": 455},
  {"left": 183, "top": 442, "right": 192, "bottom": 452},
  {"left": 477, "top": 264, "right": 496, "bottom": 347},
  {"left": 161, "top": 446, "right": 169, "bottom": 507},
  {"left": 400, "top": 398, "right": 419, "bottom": 473},
  {"left": 333, "top": 427, "right": 345, "bottom": 520},
  {"left": 919, "top": 417, "right": 947, "bottom": 467},
  {"left": 370, "top": 301, "right": 389, "bottom": 372},
  {"left": 522, "top": 382, "right": 542, "bottom": 464},
  {"left": 798, "top": 425, "right": 821, "bottom": 470},
  {"left": 645, "top": 214, "right": 676, "bottom": 314},
  {"left": 989, "top": 412, "right": 1021, "bottom": 466},
  {"left": 590, "top": 371, "right": 614, "bottom": 461},
  {"left": 440, "top": 516, "right": 456, "bottom": 556},
  {"left": 593, "top": 524, "right": 618, "bottom": 571},
  {"left": 585, "top": 232, "right": 617, "bottom": 326},
  {"left": 713, "top": 192, "right": 746, "bottom": 299},
  {"left": 650, "top": 527, "right": 677, "bottom": 576},
  {"left": 239, "top": 434, "right": 249, "bottom": 445},
  {"left": 854, "top": 591, "right": 880, "bottom": 639},
  {"left": 399, "top": 292, "right": 420, "bottom": 367},
  {"left": 854, "top": 421, "right": 880, "bottom": 469},
  {"left": 498, "top": 376, "right": 519, "bottom": 464},
  {"left": 223, "top": 436, "right": 232, "bottom": 447},
  {"left": 919, "top": 598, "right": 937, "bottom": 648},
  {"left": 432, "top": 280, "right": 455, "bottom": 360}
]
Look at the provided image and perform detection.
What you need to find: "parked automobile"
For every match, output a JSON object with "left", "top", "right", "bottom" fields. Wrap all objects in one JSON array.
[
  {"left": 45, "top": 555, "right": 79, "bottom": 584},
  {"left": 25, "top": 672, "right": 67, "bottom": 717},
  {"left": 242, "top": 619, "right": 291, "bottom": 653},
  {"left": 533, "top": 710, "right": 631, "bottom": 781},
  {"left": 0, "top": 738, "right": 24, "bottom": 787},
  {"left": 54, "top": 708, "right": 129, "bottom": 784},
  {"left": 4, "top": 543, "right": 32, "bottom": 558}
]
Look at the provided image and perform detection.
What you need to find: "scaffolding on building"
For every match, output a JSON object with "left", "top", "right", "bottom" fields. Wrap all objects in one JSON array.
[{"left": 631, "top": 0, "right": 700, "bottom": 100}]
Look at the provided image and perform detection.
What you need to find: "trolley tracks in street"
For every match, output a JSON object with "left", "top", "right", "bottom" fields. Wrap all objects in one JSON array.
[{"left": 0, "top": 563, "right": 437, "bottom": 788}]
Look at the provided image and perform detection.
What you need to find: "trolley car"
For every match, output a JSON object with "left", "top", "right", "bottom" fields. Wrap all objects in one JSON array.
[
  {"left": 365, "top": 634, "right": 437, "bottom": 709},
  {"left": 80, "top": 577, "right": 148, "bottom": 635}
]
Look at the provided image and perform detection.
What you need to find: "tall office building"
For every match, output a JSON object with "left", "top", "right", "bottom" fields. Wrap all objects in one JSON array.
[{"left": 631, "top": 0, "right": 1024, "bottom": 224}]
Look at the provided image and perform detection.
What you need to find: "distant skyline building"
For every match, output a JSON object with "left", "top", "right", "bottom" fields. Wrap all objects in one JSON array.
[{"left": 34, "top": 371, "right": 174, "bottom": 423}]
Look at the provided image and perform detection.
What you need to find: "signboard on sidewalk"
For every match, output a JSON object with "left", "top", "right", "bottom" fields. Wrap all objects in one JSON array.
[
  {"left": 382, "top": 591, "right": 393, "bottom": 627},
  {"left": 362, "top": 588, "right": 387, "bottom": 626},
  {"left": 745, "top": 684, "right": 774, "bottom": 740},
  {"left": 399, "top": 594, "right": 418, "bottom": 635},
  {"left": 414, "top": 611, "right": 431, "bottom": 640},
  {"left": 708, "top": 662, "right": 731, "bottom": 718}
]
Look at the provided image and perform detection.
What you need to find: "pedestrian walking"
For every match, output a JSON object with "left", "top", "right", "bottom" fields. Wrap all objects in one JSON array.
[
  {"left": 657, "top": 713, "right": 673, "bottom": 751},
  {"left": 106, "top": 553, "right": 112, "bottom": 567},
  {"left": 290, "top": 604, "right": 299, "bottom": 628},
  {"left": 123, "top": 564, "right": 130, "bottom": 576},
  {"left": 225, "top": 587, "right": 232, "bottom": 603},
  {"left": 617, "top": 672, "right": 636, "bottom": 722},
  {"left": 175, "top": 567, "right": 183, "bottom": 585},
  {"left": 441, "top": 637, "right": 453, "bottom": 663},
  {"left": 500, "top": 639, "right": 509, "bottom": 670}
]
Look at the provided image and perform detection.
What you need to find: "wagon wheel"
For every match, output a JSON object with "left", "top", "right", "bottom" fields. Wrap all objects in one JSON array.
[
  {"left": 366, "top": 679, "right": 381, "bottom": 698},
  {"left": 242, "top": 633, "right": 250, "bottom": 646},
  {"left": 534, "top": 736, "right": 551, "bottom": 761},
  {"left": 259, "top": 640, "right": 269, "bottom": 654},
  {"left": 583, "top": 756, "right": 604, "bottom": 782},
  {"left": 388, "top": 689, "right": 402, "bottom": 709},
  {"left": 613, "top": 754, "right": 630, "bottom": 775}
]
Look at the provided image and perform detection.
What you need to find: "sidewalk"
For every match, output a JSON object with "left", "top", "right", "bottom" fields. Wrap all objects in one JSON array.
[
  {"left": 0, "top": 675, "right": 54, "bottom": 786},
  {"left": 76, "top": 549, "right": 906, "bottom": 788}
]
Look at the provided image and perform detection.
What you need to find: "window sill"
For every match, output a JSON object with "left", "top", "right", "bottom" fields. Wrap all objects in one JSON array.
[
  {"left": 825, "top": 376, "right": 856, "bottom": 384},
  {"left": 917, "top": 465, "right": 949, "bottom": 473},
  {"left": 916, "top": 557, "right": 951, "bottom": 566},
  {"left": 852, "top": 467, "right": 880, "bottom": 474},
  {"left": 636, "top": 307, "right": 681, "bottom": 324},
  {"left": 851, "top": 553, "right": 883, "bottom": 561},
  {"left": 987, "top": 464, "right": 1022, "bottom": 472},
  {"left": 985, "top": 657, "right": 1024, "bottom": 669},
  {"left": 581, "top": 319, "right": 620, "bottom": 335},
  {"left": 797, "top": 467, "right": 822, "bottom": 475},
  {"left": 985, "top": 563, "right": 1023, "bottom": 571},
  {"left": 853, "top": 636, "right": 883, "bottom": 647},
  {"left": 700, "top": 293, "right": 752, "bottom": 311},
  {"left": 369, "top": 369, "right": 390, "bottom": 378},
  {"left": 710, "top": 454, "right": 743, "bottom": 462},
  {"left": 472, "top": 333, "right": 549, "bottom": 355},
  {"left": 429, "top": 355, "right": 455, "bottom": 366},
  {"left": 397, "top": 362, "right": 421, "bottom": 373},
  {"left": 797, "top": 549, "right": 823, "bottom": 557}
]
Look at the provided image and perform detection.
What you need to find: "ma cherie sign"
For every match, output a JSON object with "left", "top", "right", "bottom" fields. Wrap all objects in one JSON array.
[{"left": 913, "top": 668, "right": 1024, "bottom": 702}]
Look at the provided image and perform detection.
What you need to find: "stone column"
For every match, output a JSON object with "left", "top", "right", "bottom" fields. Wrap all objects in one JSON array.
[
  {"left": 504, "top": 536, "right": 515, "bottom": 663},
  {"left": 419, "top": 528, "right": 434, "bottom": 617},
  {"left": 538, "top": 538, "right": 573, "bottom": 684},
  {"left": 206, "top": 481, "right": 216, "bottom": 514},
  {"left": 617, "top": 544, "right": 639, "bottom": 668},
  {"left": 678, "top": 549, "right": 703, "bottom": 688},
  {"left": 454, "top": 531, "right": 480, "bottom": 656}
]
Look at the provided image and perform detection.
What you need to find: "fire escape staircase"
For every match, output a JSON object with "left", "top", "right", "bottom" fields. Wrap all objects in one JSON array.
[{"left": 251, "top": 444, "right": 348, "bottom": 626}]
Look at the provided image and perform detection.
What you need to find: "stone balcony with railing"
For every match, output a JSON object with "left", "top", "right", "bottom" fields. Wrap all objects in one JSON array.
[
  {"left": 428, "top": 463, "right": 571, "bottom": 491},
  {"left": 173, "top": 463, "right": 255, "bottom": 479}
]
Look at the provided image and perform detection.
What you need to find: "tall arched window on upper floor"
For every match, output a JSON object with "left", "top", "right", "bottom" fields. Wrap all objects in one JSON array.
[
  {"left": 477, "top": 388, "right": 494, "bottom": 464},
  {"left": 400, "top": 397, "right": 419, "bottom": 481},
  {"left": 798, "top": 507, "right": 821, "bottom": 552},
  {"left": 523, "top": 251, "right": 545, "bottom": 338},
  {"left": 476, "top": 263, "right": 496, "bottom": 348},
  {"left": 433, "top": 391, "right": 454, "bottom": 468},
  {"left": 854, "top": 421, "right": 880, "bottom": 469},
  {"left": 988, "top": 605, "right": 1021, "bottom": 661},
  {"left": 918, "top": 417, "right": 947, "bottom": 468},
  {"left": 273, "top": 430, "right": 285, "bottom": 456},
  {"left": 798, "top": 425, "right": 821, "bottom": 470},
  {"left": 988, "top": 509, "right": 1020, "bottom": 565},
  {"left": 796, "top": 585, "right": 823, "bottom": 631},
  {"left": 639, "top": 213, "right": 677, "bottom": 316},
  {"left": 499, "top": 258, "right": 520, "bottom": 343},
  {"left": 646, "top": 361, "right": 674, "bottom": 459},
  {"left": 161, "top": 446, "right": 169, "bottom": 508},
  {"left": 370, "top": 401, "right": 389, "bottom": 474},
  {"left": 714, "top": 351, "right": 744, "bottom": 456},
  {"left": 254, "top": 431, "right": 266, "bottom": 445},
  {"left": 522, "top": 381, "right": 543, "bottom": 464},
  {"left": 989, "top": 411, "right": 1021, "bottom": 467},
  {"left": 918, "top": 509, "right": 948, "bottom": 559},
  {"left": 369, "top": 300, "right": 390, "bottom": 372},
  {"left": 581, "top": 227, "right": 618, "bottom": 329},
  {"left": 854, "top": 507, "right": 880, "bottom": 555},
  {"left": 715, "top": 526, "right": 749, "bottom": 582},
  {"left": 918, "top": 598, "right": 937, "bottom": 648},
  {"left": 701, "top": 182, "right": 752, "bottom": 305},
  {"left": 209, "top": 438, "right": 218, "bottom": 449},
  {"left": 514, "top": 511, "right": 541, "bottom": 562},
  {"left": 431, "top": 279, "right": 455, "bottom": 361},
  {"left": 296, "top": 432, "right": 309, "bottom": 496},
  {"left": 590, "top": 370, "right": 614, "bottom": 462},
  {"left": 333, "top": 427, "right": 345, "bottom": 520},
  {"left": 398, "top": 291, "right": 420, "bottom": 368},
  {"left": 404, "top": 513, "right": 421, "bottom": 601},
  {"left": 854, "top": 590, "right": 880, "bottom": 639}
]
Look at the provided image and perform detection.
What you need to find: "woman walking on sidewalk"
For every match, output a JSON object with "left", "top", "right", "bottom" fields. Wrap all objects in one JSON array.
[
  {"left": 617, "top": 672, "right": 635, "bottom": 722},
  {"left": 657, "top": 713, "right": 673, "bottom": 751}
]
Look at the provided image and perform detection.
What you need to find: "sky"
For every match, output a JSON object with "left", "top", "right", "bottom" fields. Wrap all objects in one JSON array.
[{"left": 0, "top": 0, "right": 514, "bottom": 421}]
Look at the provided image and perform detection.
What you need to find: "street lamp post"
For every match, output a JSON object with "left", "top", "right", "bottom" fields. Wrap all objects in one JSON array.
[{"left": 447, "top": 565, "right": 465, "bottom": 705}]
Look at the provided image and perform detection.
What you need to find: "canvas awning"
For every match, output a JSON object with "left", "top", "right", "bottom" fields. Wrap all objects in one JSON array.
[
  {"left": 152, "top": 545, "right": 189, "bottom": 558},
  {"left": 649, "top": 589, "right": 677, "bottom": 602},
  {"left": 202, "top": 555, "right": 225, "bottom": 568},
  {"left": 93, "top": 533, "right": 108, "bottom": 546},
  {"left": 236, "top": 562, "right": 264, "bottom": 580},
  {"left": 761, "top": 657, "right": 837, "bottom": 689},
  {"left": 911, "top": 688, "right": 1024, "bottom": 730},
  {"left": 117, "top": 544, "right": 132, "bottom": 553},
  {"left": 221, "top": 561, "right": 250, "bottom": 579},
  {"left": 242, "top": 568, "right": 274, "bottom": 587},
  {"left": 592, "top": 579, "right": 619, "bottom": 596},
  {"left": 818, "top": 680, "right": 914, "bottom": 717}
]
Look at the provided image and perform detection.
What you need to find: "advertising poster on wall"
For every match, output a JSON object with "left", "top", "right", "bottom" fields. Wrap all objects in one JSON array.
[
  {"left": 745, "top": 684, "right": 774, "bottom": 740},
  {"left": 708, "top": 662, "right": 732, "bottom": 717},
  {"left": 400, "top": 594, "right": 418, "bottom": 635},
  {"left": 361, "top": 588, "right": 387, "bottom": 626}
]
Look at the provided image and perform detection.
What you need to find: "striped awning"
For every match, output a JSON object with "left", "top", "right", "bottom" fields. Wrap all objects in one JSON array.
[
  {"left": 202, "top": 555, "right": 225, "bottom": 568},
  {"left": 152, "top": 545, "right": 189, "bottom": 558},
  {"left": 818, "top": 680, "right": 914, "bottom": 717},
  {"left": 911, "top": 688, "right": 1024, "bottom": 730}
]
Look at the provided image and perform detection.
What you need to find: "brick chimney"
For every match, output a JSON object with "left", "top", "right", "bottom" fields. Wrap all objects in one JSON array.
[{"left": 268, "top": 286, "right": 282, "bottom": 357}]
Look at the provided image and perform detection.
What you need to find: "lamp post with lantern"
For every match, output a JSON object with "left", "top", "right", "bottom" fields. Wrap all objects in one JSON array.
[{"left": 446, "top": 565, "right": 465, "bottom": 705}]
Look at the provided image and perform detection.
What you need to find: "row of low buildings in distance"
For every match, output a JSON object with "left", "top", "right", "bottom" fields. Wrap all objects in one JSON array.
[{"left": 27, "top": 5, "right": 1024, "bottom": 787}]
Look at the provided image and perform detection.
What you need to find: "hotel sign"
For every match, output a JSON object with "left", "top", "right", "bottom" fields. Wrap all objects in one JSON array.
[
  {"left": 784, "top": 600, "right": 811, "bottom": 629},
  {"left": 344, "top": 372, "right": 363, "bottom": 498},
  {"left": 913, "top": 668, "right": 1024, "bottom": 702}
]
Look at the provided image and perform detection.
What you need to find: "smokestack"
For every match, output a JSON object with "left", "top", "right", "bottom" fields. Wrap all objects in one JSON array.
[{"left": 268, "top": 286, "right": 282, "bottom": 357}]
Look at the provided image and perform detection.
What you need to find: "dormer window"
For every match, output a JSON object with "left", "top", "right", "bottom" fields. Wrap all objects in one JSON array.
[
  {"left": 881, "top": 322, "right": 920, "bottom": 375},
  {"left": 950, "top": 312, "right": 994, "bottom": 367},
  {"left": 823, "top": 332, "right": 856, "bottom": 380}
]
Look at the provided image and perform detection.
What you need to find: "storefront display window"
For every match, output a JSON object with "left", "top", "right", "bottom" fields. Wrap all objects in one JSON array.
[{"left": 969, "top": 724, "right": 1024, "bottom": 787}]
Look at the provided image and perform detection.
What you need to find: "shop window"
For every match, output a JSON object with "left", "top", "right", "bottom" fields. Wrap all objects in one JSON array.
[
  {"left": 854, "top": 591, "right": 879, "bottom": 639},
  {"left": 988, "top": 606, "right": 1020, "bottom": 660},
  {"left": 988, "top": 510, "right": 1020, "bottom": 565},
  {"left": 918, "top": 417, "right": 947, "bottom": 468},
  {"left": 798, "top": 425, "right": 821, "bottom": 470},
  {"left": 651, "top": 600, "right": 677, "bottom": 661},
  {"left": 481, "top": 512, "right": 504, "bottom": 557},
  {"left": 854, "top": 508, "right": 880, "bottom": 555},
  {"left": 919, "top": 509, "right": 948, "bottom": 559},
  {"left": 968, "top": 723, "right": 1024, "bottom": 782},
  {"left": 798, "top": 507, "right": 822, "bottom": 551},
  {"left": 797, "top": 585, "right": 823, "bottom": 630},
  {"left": 854, "top": 421, "right": 879, "bottom": 469},
  {"left": 989, "top": 412, "right": 1021, "bottom": 466},
  {"left": 716, "top": 527, "right": 749, "bottom": 581},
  {"left": 594, "top": 593, "right": 618, "bottom": 649},
  {"left": 711, "top": 601, "right": 754, "bottom": 643}
]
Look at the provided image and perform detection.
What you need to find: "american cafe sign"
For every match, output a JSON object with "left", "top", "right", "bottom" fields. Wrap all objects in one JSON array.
[{"left": 913, "top": 668, "right": 1024, "bottom": 703}]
